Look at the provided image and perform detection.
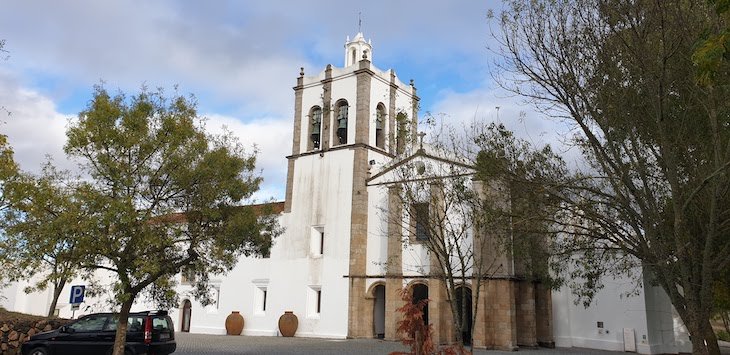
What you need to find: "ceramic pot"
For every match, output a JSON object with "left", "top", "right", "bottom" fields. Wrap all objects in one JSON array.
[
  {"left": 278, "top": 311, "right": 298, "bottom": 337},
  {"left": 225, "top": 311, "right": 244, "bottom": 335}
]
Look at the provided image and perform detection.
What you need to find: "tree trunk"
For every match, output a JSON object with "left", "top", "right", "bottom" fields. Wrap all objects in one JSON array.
[
  {"left": 47, "top": 278, "right": 66, "bottom": 317},
  {"left": 685, "top": 314, "right": 721, "bottom": 355},
  {"left": 112, "top": 298, "right": 134, "bottom": 355},
  {"left": 722, "top": 312, "right": 730, "bottom": 335}
]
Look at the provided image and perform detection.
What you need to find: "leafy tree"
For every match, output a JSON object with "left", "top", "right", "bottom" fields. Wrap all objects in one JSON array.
[
  {"left": 495, "top": 0, "right": 730, "bottom": 353},
  {"left": 0, "top": 164, "right": 83, "bottom": 317},
  {"left": 64, "top": 86, "right": 279, "bottom": 355}
]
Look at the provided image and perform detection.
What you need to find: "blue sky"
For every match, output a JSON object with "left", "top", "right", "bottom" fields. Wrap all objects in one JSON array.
[{"left": 0, "top": 0, "right": 567, "bottom": 201}]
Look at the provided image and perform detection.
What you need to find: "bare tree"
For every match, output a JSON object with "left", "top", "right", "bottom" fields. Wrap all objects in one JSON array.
[{"left": 372, "top": 123, "right": 555, "bottom": 350}]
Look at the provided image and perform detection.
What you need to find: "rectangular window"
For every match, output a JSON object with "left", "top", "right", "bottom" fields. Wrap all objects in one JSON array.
[
  {"left": 263, "top": 290, "right": 267, "bottom": 311},
  {"left": 311, "top": 226, "right": 324, "bottom": 256},
  {"left": 316, "top": 290, "right": 322, "bottom": 314},
  {"left": 307, "top": 286, "right": 322, "bottom": 318},
  {"left": 414, "top": 203, "right": 430, "bottom": 242},
  {"left": 252, "top": 279, "right": 269, "bottom": 315}
]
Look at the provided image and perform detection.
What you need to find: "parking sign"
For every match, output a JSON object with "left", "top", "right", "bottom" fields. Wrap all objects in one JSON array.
[{"left": 69, "top": 285, "right": 85, "bottom": 304}]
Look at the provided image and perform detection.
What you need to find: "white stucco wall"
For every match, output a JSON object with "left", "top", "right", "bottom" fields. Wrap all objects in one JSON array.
[{"left": 552, "top": 268, "right": 690, "bottom": 354}]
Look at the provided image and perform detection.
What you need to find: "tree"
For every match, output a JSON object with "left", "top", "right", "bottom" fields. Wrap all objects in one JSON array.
[
  {"left": 0, "top": 164, "right": 83, "bottom": 317},
  {"left": 373, "top": 124, "right": 554, "bottom": 350},
  {"left": 0, "top": 134, "right": 19, "bottom": 297},
  {"left": 495, "top": 0, "right": 730, "bottom": 353},
  {"left": 64, "top": 86, "right": 279, "bottom": 355}
]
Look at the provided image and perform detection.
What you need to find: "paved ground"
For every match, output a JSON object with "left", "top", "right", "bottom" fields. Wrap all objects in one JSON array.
[{"left": 175, "top": 333, "right": 696, "bottom": 355}]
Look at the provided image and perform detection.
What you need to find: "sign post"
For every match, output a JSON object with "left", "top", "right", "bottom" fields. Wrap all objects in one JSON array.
[{"left": 69, "top": 285, "right": 85, "bottom": 319}]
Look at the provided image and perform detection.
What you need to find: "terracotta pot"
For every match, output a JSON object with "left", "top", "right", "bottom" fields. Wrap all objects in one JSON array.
[
  {"left": 225, "top": 311, "right": 244, "bottom": 335},
  {"left": 278, "top": 311, "right": 298, "bottom": 337}
]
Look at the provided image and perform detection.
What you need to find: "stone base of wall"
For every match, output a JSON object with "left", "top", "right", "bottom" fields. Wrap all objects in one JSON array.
[{"left": 0, "top": 316, "right": 69, "bottom": 354}]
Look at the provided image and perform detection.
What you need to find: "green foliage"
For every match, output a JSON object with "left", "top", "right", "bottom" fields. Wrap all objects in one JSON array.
[
  {"left": 0, "top": 163, "right": 82, "bottom": 311},
  {"left": 62, "top": 85, "right": 277, "bottom": 307},
  {"left": 693, "top": 0, "right": 730, "bottom": 86},
  {"left": 497, "top": 0, "right": 729, "bottom": 352}
]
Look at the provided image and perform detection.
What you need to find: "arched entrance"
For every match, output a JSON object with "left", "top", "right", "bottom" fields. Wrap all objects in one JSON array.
[
  {"left": 455, "top": 286, "right": 473, "bottom": 345},
  {"left": 412, "top": 283, "right": 429, "bottom": 326},
  {"left": 181, "top": 299, "right": 192, "bottom": 332},
  {"left": 373, "top": 285, "right": 385, "bottom": 339}
]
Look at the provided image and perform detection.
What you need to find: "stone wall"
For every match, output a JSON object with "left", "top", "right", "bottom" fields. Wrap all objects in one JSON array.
[{"left": 0, "top": 316, "right": 69, "bottom": 354}]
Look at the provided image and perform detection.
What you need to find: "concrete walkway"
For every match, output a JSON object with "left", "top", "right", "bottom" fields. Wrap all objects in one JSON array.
[{"left": 176, "top": 332, "right": 727, "bottom": 354}]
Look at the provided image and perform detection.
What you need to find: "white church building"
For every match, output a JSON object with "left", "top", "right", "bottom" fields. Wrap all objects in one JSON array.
[{"left": 1, "top": 32, "right": 691, "bottom": 354}]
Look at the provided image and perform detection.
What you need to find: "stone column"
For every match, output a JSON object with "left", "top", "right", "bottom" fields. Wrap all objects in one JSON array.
[
  {"left": 429, "top": 277, "right": 454, "bottom": 345},
  {"left": 516, "top": 281, "right": 537, "bottom": 346},
  {"left": 535, "top": 282, "right": 555, "bottom": 348},
  {"left": 385, "top": 186, "right": 404, "bottom": 340},
  {"left": 347, "top": 58, "right": 373, "bottom": 339},
  {"left": 320, "top": 64, "right": 333, "bottom": 150},
  {"left": 472, "top": 280, "right": 518, "bottom": 350},
  {"left": 284, "top": 70, "right": 304, "bottom": 213},
  {"left": 388, "top": 71, "right": 397, "bottom": 155}
]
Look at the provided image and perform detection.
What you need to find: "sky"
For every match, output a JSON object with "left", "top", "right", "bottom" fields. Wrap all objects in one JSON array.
[{"left": 0, "top": 0, "right": 570, "bottom": 202}]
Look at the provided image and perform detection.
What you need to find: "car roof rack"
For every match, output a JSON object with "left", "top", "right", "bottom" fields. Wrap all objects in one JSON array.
[{"left": 130, "top": 310, "right": 169, "bottom": 316}]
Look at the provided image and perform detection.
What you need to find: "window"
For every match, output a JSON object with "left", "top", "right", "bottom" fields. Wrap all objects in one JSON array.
[
  {"left": 310, "top": 106, "right": 322, "bottom": 150},
  {"left": 335, "top": 100, "right": 348, "bottom": 145},
  {"left": 103, "top": 315, "right": 145, "bottom": 332},
  {"left": 316, "top": 290, "right": 322, "bottom": 314},
  {"left": 414, "top": 203, "right": 430, "bottom": 242},
  {"left": 253, "top": 279, "right": 269, "bottom": 315},
  {"left": 307, "top": 286, "right": 322, "bottom": 317},
  {"left": 263, "top": 290, "right": 268, "bottom": 311},
  {"left": 375, "top": 104, "right": 385, "bottom": 149},
  {"left": 69, "top": 314, "right": 108, "bottom": 333},
  {"left": 396, "top": 112, "right": 408, "bottom": 154},
  {"left": 311, "top": 226, "right": 324, "bottom": 256}
]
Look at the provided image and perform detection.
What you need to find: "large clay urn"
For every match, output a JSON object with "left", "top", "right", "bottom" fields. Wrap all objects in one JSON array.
[
  {"left": 225, "top": 311, "right": 244, "bottom": 335},
  {"left": 278, "top": 311, "right": 298, "bottom": 337}
]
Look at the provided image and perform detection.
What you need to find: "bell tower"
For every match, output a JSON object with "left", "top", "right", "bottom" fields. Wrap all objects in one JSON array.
[{"left": 281, "top": 32, "right": 419, "bottom": 339}]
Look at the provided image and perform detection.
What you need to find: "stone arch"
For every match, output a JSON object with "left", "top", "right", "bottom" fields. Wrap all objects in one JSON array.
[
  {"left": 407, "top": 280, "right": 429, "bottom": 327},
  {"left": 395, "top": 112, "right": 408, "bottom": 154},
  {"left": 180, "top": 299, "right": 192, "bottom": 332},
  {"left": 308, "top": 105, "right": 323, "bottom": 150},
  {"left": 334, "top": 99, "right": 349, "bottom": 145},
  {"left": 375, "top": 103, "right": 386, "bottom": 149},
  {"left": 367, "top": 281, "right": 386, "bottom": 339},
  {"left": 454, "top": 284, "right": 473, "bottom": 345}
]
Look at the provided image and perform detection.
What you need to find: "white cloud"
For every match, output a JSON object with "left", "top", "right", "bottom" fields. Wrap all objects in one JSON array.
[
  {"left": 427, "top": 84, "right": 583, "bottom": 167},
  {"left": 0, "top": 70, "right": 74, "bottom": 174},
  {"left": 204, "top": 113, "right": 290, "bottom": 201}
]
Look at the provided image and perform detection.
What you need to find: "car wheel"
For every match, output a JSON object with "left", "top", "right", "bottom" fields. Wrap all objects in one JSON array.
[{"left": 28, "top": 347, "right": 49, "bottom": 355}]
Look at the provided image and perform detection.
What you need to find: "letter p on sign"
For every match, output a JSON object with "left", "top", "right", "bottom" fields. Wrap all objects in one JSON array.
[{"left": 69, "top": 285, "right": 85, "bottom": 304}]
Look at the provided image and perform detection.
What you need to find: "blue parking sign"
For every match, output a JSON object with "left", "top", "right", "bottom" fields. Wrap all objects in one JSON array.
[{"left": 69, "top": 285, "right": 85, "bottom": 304}]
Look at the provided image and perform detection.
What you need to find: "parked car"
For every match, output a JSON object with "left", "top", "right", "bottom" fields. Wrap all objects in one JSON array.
[{"left": 22, "top": 310, "right": 176, "bottom": 355}]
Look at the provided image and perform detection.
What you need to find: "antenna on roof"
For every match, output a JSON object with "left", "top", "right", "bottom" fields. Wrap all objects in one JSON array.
[{"left": 358, "top": 12, "right": 362, "bottom": 33}]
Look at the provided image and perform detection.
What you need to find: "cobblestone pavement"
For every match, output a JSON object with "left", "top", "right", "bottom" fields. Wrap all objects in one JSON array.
[{"left": 175, "top": 332, "right": 696, "bottom": 355}]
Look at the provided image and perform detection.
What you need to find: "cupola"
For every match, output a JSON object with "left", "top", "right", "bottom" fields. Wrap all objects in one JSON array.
[{"left": 344, "top": 32, "right": 372, "bottom": 67}]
